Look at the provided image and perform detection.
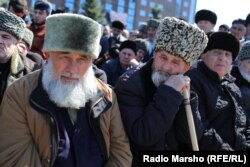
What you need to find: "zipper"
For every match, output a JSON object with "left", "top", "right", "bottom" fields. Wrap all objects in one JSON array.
[{"left": 30, "top": 99, "right": 60, "bottom": 166}]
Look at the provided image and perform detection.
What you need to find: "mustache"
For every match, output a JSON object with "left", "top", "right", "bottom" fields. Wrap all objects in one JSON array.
[{"left": 61, "top": 73, "right": 80, "bottom": 79}]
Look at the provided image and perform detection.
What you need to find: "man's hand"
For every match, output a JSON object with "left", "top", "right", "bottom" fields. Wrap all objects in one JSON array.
[{"left": 164, "top": 74, "right": 190, "bottom": 94}]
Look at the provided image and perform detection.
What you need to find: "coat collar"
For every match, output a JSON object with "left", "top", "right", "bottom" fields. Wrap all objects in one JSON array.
[
  {"left": 139, "top": 58, "right": 157, "bottom": 100},
  {"left": 197, "top": 61, "right": 235, "bottom": 84},
  {"left": 231, "top": 66, "right": 250, "bottom": 87}
]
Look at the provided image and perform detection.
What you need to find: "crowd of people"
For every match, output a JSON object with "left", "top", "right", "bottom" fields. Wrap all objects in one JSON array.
[{"left": 0, "top": 0, "right": 250, "bottom": 167}]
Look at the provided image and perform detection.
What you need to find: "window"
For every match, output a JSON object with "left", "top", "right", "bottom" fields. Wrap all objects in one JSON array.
[
  {"left": 149, "top": 2, "right": 155, "bottom": 8},
  {"left": 140, "top": 10, "right": 146, "bottom": 17},
  {"left": 158, "top": 4, "right": 164, "bottom": 10},
  {"left": 117, "top": 6, "right": 124, "bottom": 13},
  {"left": 184, "top": 1, "right": 189, "bottom": 7},
  {"left": 65, "top": 0, "right": 74, "bottom": 12},
  {"left": 140, "top": 0, "right": 147, "bottom": 6},
  {"left": 105, "top": 3, "right": 112, "bottom": 11},
  {"left": 182, "top": 11, "right": 187, "bottom": 17}
]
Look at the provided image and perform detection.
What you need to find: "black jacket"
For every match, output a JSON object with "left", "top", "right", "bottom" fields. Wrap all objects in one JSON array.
[
  {"left": 115, "top": 59, "right": 195, "bottom": 166},
  {"left": 231, "top": 66, "right": 250, "bottom": 145},
  {"left": 186, "top": 62, "right": 250, "bottom": 150}
]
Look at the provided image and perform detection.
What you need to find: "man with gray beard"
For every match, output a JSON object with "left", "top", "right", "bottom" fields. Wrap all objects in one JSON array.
[
  {"left": 0, "top": 13, "right": 131, "bottom": 167},
  {"left": 231, "top": 41, "right": 250, "bottom": 145},
  {"left": 115, "top": 17, "right": 208, "bottom": 166}
]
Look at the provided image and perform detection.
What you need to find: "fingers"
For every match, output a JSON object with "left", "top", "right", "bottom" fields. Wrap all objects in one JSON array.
[{"left": 164, "top": 75, "right": 191, "bottom": 93}]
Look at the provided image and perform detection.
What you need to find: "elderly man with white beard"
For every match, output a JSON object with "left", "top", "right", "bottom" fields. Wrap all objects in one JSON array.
[
  {"left": 231, "top": 41, "right": 250, "bottom": 145},
  {"left": 0, "top": 13, "right": 131, "bottom": 167},
  {"left": 115, "top": 17, "right": 208, "bottom": 167}
]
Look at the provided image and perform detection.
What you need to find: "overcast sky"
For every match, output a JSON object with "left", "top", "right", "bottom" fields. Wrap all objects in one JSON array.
[{"left": 196, "top": 0, "right": 250, "bottom": 31}]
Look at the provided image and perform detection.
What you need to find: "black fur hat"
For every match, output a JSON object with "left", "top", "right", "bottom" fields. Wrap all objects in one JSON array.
[
  {"left": 111, "top": 20, "right": 125, "bottom": 30},
  {"left": 204, "top": 32, "right": 240, "bottom": 60},
  {"left": 195, "top": 9, "right": 217, "bottom": 25},
  {"left": 245, "top": 13, "right": 250, "bottom": 26},
  {"left": 119, "top": 40, "right": 137, "bottom": 55}
]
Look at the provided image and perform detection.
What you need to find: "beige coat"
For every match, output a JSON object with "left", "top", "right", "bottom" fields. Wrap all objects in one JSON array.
[{"left": 0, "top": 70, "right": 132, "bottom": 167}]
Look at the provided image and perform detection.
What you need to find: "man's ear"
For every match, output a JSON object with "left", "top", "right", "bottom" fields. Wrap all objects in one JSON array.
[
  {"left": 200, "top": 53, "right": 206, "bottom": 60},
  {"left": 16, "top": 42, "right": 27, "bottom": 55},
  {"left": 184, "top": 63, "right": 190, "bottom": 73},
  {"left": 237, "top": 60, "right": 242, "bottom": 66}
]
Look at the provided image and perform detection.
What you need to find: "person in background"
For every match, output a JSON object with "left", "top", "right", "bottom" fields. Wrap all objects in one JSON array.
[
  {"left": 218, "top": 24, "right": 229, "bottom": 32},
  {"left": 18, "top": 27, "right": 44, "bottom": 68},
  {"left": 27, "top": 0, "right": 52, "bottom": 59},
  {"left": 137, "top": 23, "right": 147, "bottom": 39},
  {"left": 130, "top": 38, "right": 149, "bottom": 67},
  {"left": 101, "top": 40, "right": 137, "bottom": 86},
  {"left": 142, "top": 18, "right": 160, "bottom": 62},
  {"left": 98, "top": 20, "right": 127, "bottom": 67},
  {"left": 0, "top": 10, "right": 37, "bottom": 104},
  {"left": 244, "top": 13, "right": 250, "bottom": 41},
  {"left": 0, "top": 13, "right": 131, "bottom": 167},
  {"left": 230, "top": 19, "right": 246, "bottom": 42},
  {"left": 185, "top": 32, "right": 250, "bottom": 150},
  {"left": 195, "top": 9, "right": 217, "bottom": 34},
  {"left": 115, "top": 17, "right": 208, "bottom": 166},
  {"left": 231, "top": 41, "right": 250, "bottom": 145},
  {"left": 8, "top": 0, "right": 31, "bottom": 24}
]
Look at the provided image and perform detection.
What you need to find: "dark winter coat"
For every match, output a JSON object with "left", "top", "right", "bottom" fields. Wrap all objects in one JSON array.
[
  {"left": 231, "top": 66, "right": 250, "bottom": 145},
  {"left": 115, "top": 59, "right": 196, "bottom": 166},
  {"left": 101, "top": 58, "right": 126, "bottom": 86},
  {"left": 0, "top": 52, "right": 39, "bottom": 104},
  {"left": 185, "top": 61, "right": 250, "bottom": 150},
  {"left": 0, "top": 70, "right": 132, "bottom": 167}
]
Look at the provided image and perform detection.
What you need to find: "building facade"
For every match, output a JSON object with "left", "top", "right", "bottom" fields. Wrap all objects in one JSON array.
[{"left": 26, "top": 0, "right": 197, "bottom": 31}]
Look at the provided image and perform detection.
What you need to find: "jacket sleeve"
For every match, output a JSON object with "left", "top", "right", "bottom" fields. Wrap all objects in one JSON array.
[
  {"left": 115, "top": 78, "right": 183, "bottom": 147},
  {"left": 0, "top": 83, "right": 42, "bottom": 167},
  {"left": 104, "top": 91, "right": 132, "bottom": 167}
]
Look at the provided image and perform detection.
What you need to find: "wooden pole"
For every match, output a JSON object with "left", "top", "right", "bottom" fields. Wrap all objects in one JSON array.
[{"left": 183, "top": 89, "right": 199, "bottom": 151}]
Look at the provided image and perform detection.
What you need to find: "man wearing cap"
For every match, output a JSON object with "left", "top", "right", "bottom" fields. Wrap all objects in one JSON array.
[
  {"left": 133, "top": 38, "right": 149, "bottom": 63},
  {"left": 230, "top": 19, "right": 246, "bottom": 42},
  {"left": 27, "top": 0, "right": 52, "bottom": 59},
  {"left": 185, "top": 32, "right": 250, "bottom": 150},
  {"left": 143, "top": 18, "right": 160, "bottom": 62},
  {"left": 231, "top": 41, "right": 250, "bottom": 143},
  {"left": 115, "top": 17, "right": 208, "bottom": 166},
  {"left": 195, "top": 9, "right": 217, "bottom": 34},
  {"left": 17, "top": 27, "right": 44, "bottom": 68},
  {"left": 8, "top": 0, "right": 31, "bottom": 24},
  {"left": 0, "top": 10, "right": 37, "bottom": 104},
  {"left": 0, "top": 13, "right": 131, "bottom": 167},
  {"left": 245, "top": 13, "right": 250, "bottom": 41},
  {"left": 98, "top": 21, "right": 127, "bottom": 67},
  {"left": 101, "top": 40, "right": 137, "bottom": 86}
]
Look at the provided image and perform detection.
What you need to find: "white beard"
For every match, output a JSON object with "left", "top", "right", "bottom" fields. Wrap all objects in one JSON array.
[
  {"left": 151, "top": 69, "right": 170, "bottom": 87},
  {"left": 239, "top": 68, "right": 250, "bottom": 83},
  {"left": 42, "top": 61, "right": 98, "bottom": 109}
]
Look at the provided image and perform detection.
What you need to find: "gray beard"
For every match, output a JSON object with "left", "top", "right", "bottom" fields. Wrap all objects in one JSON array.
[
  {"left": 239, "top": 68, "right": 250, "bottom": 83},
  {"left": 42, "top": 60, "right": 98, "bottom": 109},
  {"left": 151, "top": 69, "right": 170, "bottom": 87}
]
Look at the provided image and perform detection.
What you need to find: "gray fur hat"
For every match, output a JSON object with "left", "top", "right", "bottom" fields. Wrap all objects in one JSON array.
[
  {"left": 237, "top": 41, "right": 250, "bottom": 61},
  {"left": 0, "top": 9, "right": 25, "bottom": 40},
  {"left": 22, "top": 28, "right": 34, "bottom": 48},
  {"left": 43, "top": 13, "right": 102, "bottom": 59},
  {"left": 155, "top": 17, "right": 208, "bottom": 64}
]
